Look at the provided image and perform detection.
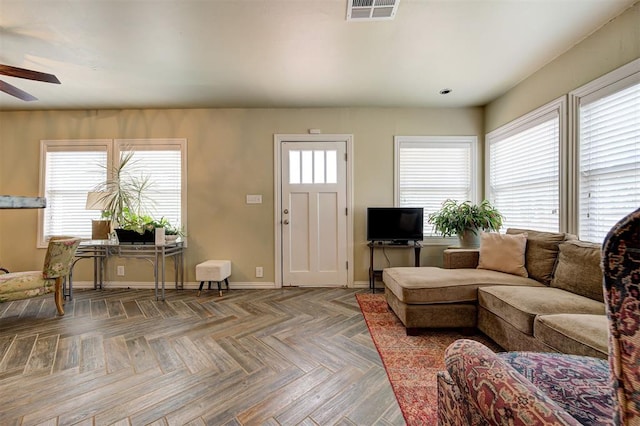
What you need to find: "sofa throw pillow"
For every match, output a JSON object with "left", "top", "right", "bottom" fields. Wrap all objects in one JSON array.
[
  {"left": 477, "top": 232, "right": 528, "bottom": 277},
  {"left": 551, "top": 240, "right": 604, "bottom": 302},
  {"left": 506, "top": 228, "right": 567, "bottom": 285}
]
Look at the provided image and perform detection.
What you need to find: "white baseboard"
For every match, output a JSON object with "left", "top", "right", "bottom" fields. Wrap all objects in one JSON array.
[
  {"left": 71, "top": 281, "right": 278, "bottom": 290},
  {"left": 71, "top": 281, "right": 372, "bottom": 291},
  {"left": 352, "top": 280, "right": 370, "bottom": 289}
]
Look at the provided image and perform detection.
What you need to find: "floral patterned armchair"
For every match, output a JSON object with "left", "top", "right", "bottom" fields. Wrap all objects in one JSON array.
[
  {"left": 437, "top": 208, "right": 640, "bottom": 426},
  {"left": 0, "top": 237, "right": 80, "bottom": 315}
]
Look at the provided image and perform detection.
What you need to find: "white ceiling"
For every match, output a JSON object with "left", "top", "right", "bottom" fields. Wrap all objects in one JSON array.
[{"left": 0, "top": 0, "right": 636, "bottom": 111}]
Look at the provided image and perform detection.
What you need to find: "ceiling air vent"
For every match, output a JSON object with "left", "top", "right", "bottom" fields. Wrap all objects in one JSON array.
[{"left": 347, "top": 0, "right": 400, "bottom": 21}]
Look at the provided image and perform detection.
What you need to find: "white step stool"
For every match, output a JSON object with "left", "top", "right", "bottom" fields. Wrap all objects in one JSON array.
[{"left": 195, "top": 260, "right": 231, "bottom": 296}]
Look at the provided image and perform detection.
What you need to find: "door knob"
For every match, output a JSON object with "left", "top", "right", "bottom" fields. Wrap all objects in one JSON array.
[{"left": 283, "top": 219, "right": 289, "bottom": 225}]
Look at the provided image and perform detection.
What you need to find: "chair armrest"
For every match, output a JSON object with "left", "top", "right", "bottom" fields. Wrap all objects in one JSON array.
[
  {"left": 443, "top": 248, "right": 479, "bottom": 269},
  {"left": 444, "top": 339, "right": 581, "bottom": 425}
]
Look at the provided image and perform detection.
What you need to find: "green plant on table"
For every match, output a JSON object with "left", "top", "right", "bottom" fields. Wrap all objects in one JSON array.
[
  {"left": 119, "top": 209, "right": 156, "bottom": 234},
  {"left": 148, "top": 217, "right": 184, "bottom": 237},
  {"left": 427, "top": 199, "right": 503, "bottom": 237}
]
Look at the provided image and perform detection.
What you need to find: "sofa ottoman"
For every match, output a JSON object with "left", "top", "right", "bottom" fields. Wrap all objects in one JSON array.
[{"left": 383, "top": 266, "right": 542, "bottom": 333}]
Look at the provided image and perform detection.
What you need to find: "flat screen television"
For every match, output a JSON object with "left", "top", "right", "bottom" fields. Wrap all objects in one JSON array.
[{"left": 366, "top": 207, "right": 424, "bottom": 243}]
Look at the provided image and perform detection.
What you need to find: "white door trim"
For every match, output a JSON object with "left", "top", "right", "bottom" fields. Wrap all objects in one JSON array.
[{"left": 274, "top": 134, "right": 354, "bottom": 288}]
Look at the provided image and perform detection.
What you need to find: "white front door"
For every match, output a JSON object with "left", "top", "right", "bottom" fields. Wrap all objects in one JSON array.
[{"left": 280, "top": 141, "right": 348, "bottom": 287}]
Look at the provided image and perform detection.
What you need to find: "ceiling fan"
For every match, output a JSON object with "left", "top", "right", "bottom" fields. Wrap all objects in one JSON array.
[{"left": 0, "top": 64, "right": 60, "bottom": 101}]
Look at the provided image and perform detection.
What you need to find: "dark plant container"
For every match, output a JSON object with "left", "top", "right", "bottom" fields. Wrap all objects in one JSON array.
[{"left": 115, "top": 229, "right": 155, "bottom": 244}]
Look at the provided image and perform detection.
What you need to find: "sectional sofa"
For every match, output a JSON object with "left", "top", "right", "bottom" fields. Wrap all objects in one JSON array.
[{"left": 383, "top": 228, "right": 607, "bottom": 358}]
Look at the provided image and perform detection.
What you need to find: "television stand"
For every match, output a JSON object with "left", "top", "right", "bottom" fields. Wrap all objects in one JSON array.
[{"left": 368, "top": 241, "right": 422, "bottom": 293}]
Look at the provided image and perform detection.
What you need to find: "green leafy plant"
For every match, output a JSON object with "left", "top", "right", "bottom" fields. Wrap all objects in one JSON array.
[
  {"left": 148, "top": 217, "right": 184, "bottom": 236},
  {"left": 427, "top": 199, "right": 503, "bottom": 237},
  {"left": 119, "top": 209, "right": 156, "bottom": 234}
]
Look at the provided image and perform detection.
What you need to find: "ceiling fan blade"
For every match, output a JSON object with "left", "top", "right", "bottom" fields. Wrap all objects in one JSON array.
[
  {"left": 0, "top": 79, "right": 38, "bottom": 101},
  {"left": 0, "top": 64, "right": 60, "bottom": 84}
]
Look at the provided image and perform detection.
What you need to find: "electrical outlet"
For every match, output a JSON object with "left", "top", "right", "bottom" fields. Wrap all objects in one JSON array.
[
  {"left": 117, "top": 265, "right": 125, "bottom": 276},
  {"left": 255, "top": 266, "right": 263, "bottom": 278}
]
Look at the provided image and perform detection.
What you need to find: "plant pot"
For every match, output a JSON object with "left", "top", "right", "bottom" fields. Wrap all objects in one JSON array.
[
  {"left": 458, "top": 228, "right": 481, "bottom": 248},
  {"left": 91, "top": 220, "right": 111, "bottom": 240},
  {"left": 115, "top": 228, "right": 155, "bottom": 244}
]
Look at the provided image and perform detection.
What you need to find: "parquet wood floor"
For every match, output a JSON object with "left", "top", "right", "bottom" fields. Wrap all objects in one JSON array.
[{"left": 0, "top": 288, "right": 405, "bottom": 426}]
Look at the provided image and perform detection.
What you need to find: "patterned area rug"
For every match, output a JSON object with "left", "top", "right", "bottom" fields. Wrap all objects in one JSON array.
[{"left": 356, "top": 293, "right": 499, "bottom": 425}]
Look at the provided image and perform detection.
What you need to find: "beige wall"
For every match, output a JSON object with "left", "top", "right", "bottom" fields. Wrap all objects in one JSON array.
[
  {"left": 3, "top": 3, "right": 635, "bottom": 287},
  {"left": 0, "top": 107, "right": 482, "bottom": 285},
  {"left": 485, "top": 2, "right": 640, "bottom": 132}
]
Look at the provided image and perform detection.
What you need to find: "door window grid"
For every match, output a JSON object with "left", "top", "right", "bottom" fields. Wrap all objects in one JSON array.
[{"left": 289, "top": 150, "right": 337, "bottom": 184}]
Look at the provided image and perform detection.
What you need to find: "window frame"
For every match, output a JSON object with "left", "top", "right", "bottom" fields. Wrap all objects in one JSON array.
[
  {"left": 394, "top": 135, "right": 479, "bottom": 244},
  {"left": 38, "top": 139, "right": 113, "bottom": 248},
  {"left": 568, "top": 58, "right": 640, "bottom": 240},
  {"left": 38, "top": 138, "right": 187, "bottom": 248},
  {"left": 485, "top": 96, "right": 567, "bottom": 232}
]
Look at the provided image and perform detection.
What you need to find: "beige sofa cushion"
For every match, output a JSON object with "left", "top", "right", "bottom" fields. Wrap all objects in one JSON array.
[
  {"left": 478, "top": 286, "right": 605, "bottom": 335},
  {"left": 477, "top": 232, "right": 528, "bottom": 277},
  {"left": 551, "top": 240, "right": 604, "bottom": 302},
  {"left": 383, "top": 266, "right": 542, "bottom": 304},
  {"left": 507, "top": 228, "right": 567, "bottom": 285},
  {"left": 534, "top": 314, "right": 608, "bottom": 359}
]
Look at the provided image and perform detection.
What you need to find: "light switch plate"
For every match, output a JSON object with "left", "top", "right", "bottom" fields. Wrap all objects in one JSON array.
[{"left": 246, "top": 194, "right": 262, "bottom": 204}]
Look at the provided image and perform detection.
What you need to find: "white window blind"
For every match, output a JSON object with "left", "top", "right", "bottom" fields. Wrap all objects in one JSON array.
[
  {"left": 395, "top": 136, "right": 477, "bottom": 237},
  {"left": 42, "top": 142, "right": 109, "bottom": 241},
  {"left": 119, "top": 147, "right": 183, "bottom": 227},
  {"left": 579, "top": 80, "right": 640, "bottom": 243},
  {"left": 487, "top": 107, "right": 560, "bottom": 232}
]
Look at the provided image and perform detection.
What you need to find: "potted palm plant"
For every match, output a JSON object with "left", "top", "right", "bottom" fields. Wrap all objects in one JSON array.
[
  {"left": 92, "top": 152, "right": 156, "bottom": 243},
  {"left": 428, "top": 199, "right": 503, "bottom": 248}
]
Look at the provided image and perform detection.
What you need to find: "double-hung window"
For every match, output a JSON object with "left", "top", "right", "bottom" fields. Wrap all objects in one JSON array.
[
  {"left": 572, "top": 59, "right": 640, "bottom": 243},
  {"left": 39, "top": 140, "right": 112, "bottom": 246},
  {"left": 115, "top": 139, "right": 185, "bottom": 229},
  {"left": 39, "top": 138, "right": 186, "bottom": 247},
  {"left": 394, "top": 136, "right": 478, "bottom": 239},
  {"left": 486, "top": 98, "right": 565, "bottom": 232}
]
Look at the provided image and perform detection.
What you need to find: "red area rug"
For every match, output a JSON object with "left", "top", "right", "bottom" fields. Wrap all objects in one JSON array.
[{"left": 356, "top": 293, "right": 498, "bottom": 425}]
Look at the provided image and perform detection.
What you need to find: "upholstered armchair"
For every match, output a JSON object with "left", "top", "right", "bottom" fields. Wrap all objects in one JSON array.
[
  {"left": 0, "top": 237, "right": 81, "bottom": 315},
  {"left": 437, "top": 207, "right": 640, "bottom": 425}
]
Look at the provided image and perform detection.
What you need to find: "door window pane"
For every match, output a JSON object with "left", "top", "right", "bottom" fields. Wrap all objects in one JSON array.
[
  {"left": 301, "top": 150, "right": 313, "bottom": 184},
  {"left": 289, "top": 150, "right": 300, "bottom": 184},
  {"left": 326, "top": 150, "right": 337, "bottom": 183},
  {"left": 314, "top": 150, "right": 325, "bottom": 183}
]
